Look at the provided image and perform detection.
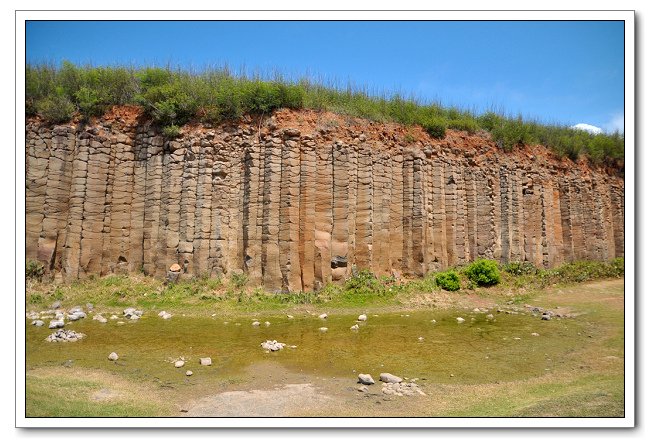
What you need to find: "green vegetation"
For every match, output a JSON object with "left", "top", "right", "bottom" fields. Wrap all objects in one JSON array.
[
  {"left": 464, "top": 259, "right": 501, "bottom": 286},
  {"left": 26, "top": 260, "right": 45, "bottom": 280},
  {"left": 435, "top": 270, "right": 461, "bottom": 291},
  {"left": 26, "top": 62, "right": 624, "bottom": 170}
]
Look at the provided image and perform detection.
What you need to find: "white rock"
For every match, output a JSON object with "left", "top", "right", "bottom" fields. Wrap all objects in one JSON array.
[
  {"left": 67, "top": 314, "right": 80, "bottom": 321},
  {"left": 287, "top": 315, "right": 294, "bottom": 319},
  {"left": 380, "top": 373, "right": 403, "bottom": 383},
  {"left": 350, "top": 324, "right": 359, "bottom": 331},
  {"left": 130, "top": 314, "right": 140, "bottom": 320},
  {"left": 261, "top": 340, "right": 286, "bottom": 351},
  {"left": 456, "top": 317, "right": 465, "bottom": 323},
  {"left": 531, "top": 332, "right": 540, "bottom": 337},
  {"left": 486, "top": 314, "right": 494, "bottom": 320},
  {"left": 358, "top": 373, "right": 375, "bottom": 385},
  {"left": 319, "top": 327, "right": 328, "bottom": 332},
  {"left": 319, "top": 313, "right": 328, "bottom": 319},
  {"left": 199, "top": 357, "right": 212, "bottom": 366},
  {"left": 49, "top": 320, "right": 64, "bottom": 329},
  {"left": 158, "top": 311, "right": 167, "bottom": 317},
  {"left": 252, "top": 321, "right": 260, "bottom": 326},
  {"left": 174, "top": 360, "right": 185, "bottom": 368},
  {"left": 161, "top": 312, "right": 172, "bottom": 320},
  {"left": 110, "top": 315, "right": 119, "bottom": 320},
  {"left": 108, "top": 352, "right": 119, "bottom": 361},
  {"left": 264, "top": 321, "right": 271, "bottom": 326},
  {"left": 418, "top": 336, "right": 424, "bottom": 342},
  {"left": 430, "top": 319, "right": 437, "bottom": 324},
  {"left": 116, "top": 321, "right": 125, "bottom": 325},
  {"left": 357, "top": 314, "right": 367, "bottom": 321},
  {"left": 186, "top": 370, "right": 193, "bottom": 376},
  {"left": 32, "top": 320, "right": 44, "bottom": 327},
  {"left": 473, "top": 308, "right": 481, "bottom": 313},
  {"left": 93, "top": 315, "right": 108, "bottom": 323}
]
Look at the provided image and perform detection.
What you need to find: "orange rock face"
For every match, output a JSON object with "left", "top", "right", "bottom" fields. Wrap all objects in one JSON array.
[{"left": 25, "top": 109, "right": 624, "bottom": 291}]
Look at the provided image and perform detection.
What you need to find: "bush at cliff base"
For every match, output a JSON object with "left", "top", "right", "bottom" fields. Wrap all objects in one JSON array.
[
  {"left": 435, "top": 271, "right": 461, "bottom": 291},
  {"left": 465, "top": 259, "right": 501, "bottom": 286}
]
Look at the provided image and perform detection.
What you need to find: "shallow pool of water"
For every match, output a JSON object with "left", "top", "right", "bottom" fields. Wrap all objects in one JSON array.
[{"left": 26, "top": 309, "right": 583, "bottom": 388}]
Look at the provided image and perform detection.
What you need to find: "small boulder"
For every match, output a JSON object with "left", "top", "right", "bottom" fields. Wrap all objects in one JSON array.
[
  {"left": 49, "top": 320, "right": 64, "bottom": 329},
  {"left": 32, "top": 320, "right": 44, "bottom": 327},
  {"left": 174, "top": 360, "right": 185, "bottom": 368},
  {"left": 199, "top": 357, "right": 212, "bottom": 366},
  {"left": 252, "top": 321, "right": 260, "bottom": 326},
  {"left": 51, "top": 301, "right": 62, "bottom": 310},
  {"left": 456, "top": 317, "right": 465, "bottom": 323},
  {"left": 541, "top": 314, "right": 552, "bottom": 321},
  {"left": 357, "top": 385, "right": 369, "bottom": 393},
  {"left": 380, "top": 373, "right": 403, "bottom": 384},
  {"left": 358, "top": 374, "right": 375, "bottom": 385},
  {"left": 108, "top": 352, "right": 119, "bottom": 361},
  {"left": 93, "top": 314, "right": 108, "bottom": 323},
  {"left": 287, "top": 315, "right": 294, "bottom": 319},
  {"left": 357, "top": 314, "right": 367, "bottom": 322},
  {"left": 169, "top": 263, "right": 182, "bottom": 273},
  {"left": 350, "top": 324, "right": 359, "bottom": 331},
  {"left": 186, "top": 370, "right": 193, "bottom": 376},
  {"left": 264, "top": 321, "right": 271, "bottom": 327},
  {"left": 319, "top": 313, "right": 328, "bottom": 319},
  {"left": 319, "top": 327, "right": 328, "bottom": 332}
]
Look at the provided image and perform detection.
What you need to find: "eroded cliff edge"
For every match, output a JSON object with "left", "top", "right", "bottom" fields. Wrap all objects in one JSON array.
[{"left": 25, "top": 107, "right": 624, "bottom": 291}]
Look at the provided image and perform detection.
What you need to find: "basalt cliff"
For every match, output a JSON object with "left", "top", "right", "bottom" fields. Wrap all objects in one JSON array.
[{"left": 25, "top": 107, "right": 624, "bottom": 291}]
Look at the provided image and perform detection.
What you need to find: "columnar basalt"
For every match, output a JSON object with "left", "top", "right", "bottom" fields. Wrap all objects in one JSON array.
[{"left": 25, "top": 108, "right": 625, "bottom": 291}]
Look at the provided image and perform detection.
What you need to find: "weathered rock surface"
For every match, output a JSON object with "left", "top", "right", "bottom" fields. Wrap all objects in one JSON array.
[
  {"left": 379, "top": 372, "right": 403, "bottom": 384},
  {"left": 25, "top": 109, "right": 624, "bottom": 290},
  {"left": 357, "top": 373, "right": 375, "bottom": 385}
]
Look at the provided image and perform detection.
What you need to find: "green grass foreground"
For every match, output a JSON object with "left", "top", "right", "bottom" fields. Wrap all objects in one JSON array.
[
  {"left": 26, "top": 258, "right": 624, "bottom": 315},
  {"left": 26, "top": 62, "right": 624, "bottom": 170}
]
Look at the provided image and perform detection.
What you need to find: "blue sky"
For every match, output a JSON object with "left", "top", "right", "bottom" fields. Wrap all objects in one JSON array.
[{"left": 25, "top": 20, "right": 625, "bottom": 133}]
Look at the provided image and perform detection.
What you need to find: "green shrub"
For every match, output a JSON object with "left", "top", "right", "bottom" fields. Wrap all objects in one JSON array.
[
  {"left": 162, "top": 125, "right": 181, "bottom": 139},
  {"left": 421, "top": 117, "right": 447, "bottom": 139},
  {"left": 345, "top": 269, "right": 384, "bottom": 294},
  {"left": 36, "top": 93, "right": 75, "bottom": 123},
  {"left": 26, "top": 260, "right": 45, "bottom": 280},
  {"left": 611, "top": 257, "right": 624, "bottom": 276},
  {"left": 435, "top": 271, "right": 461, "bottom": 291},
  {"left": 502, "top": 261, "right": 538, "bottom": 276},
  {"left": 465, "top": 259, "right": 501, "bottom": 286},
  {"left": 230, "top": 272, "right": 248, "bottom": 288},
  {"left": 28, "top": 293, "right": 45, "bottom": 304}
]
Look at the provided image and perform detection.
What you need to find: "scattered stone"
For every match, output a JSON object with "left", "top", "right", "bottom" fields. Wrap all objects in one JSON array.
[
  {"left": 264, "top": 321, "right": 271, "bottom": 327},
  {"left": 45, "top": 329, "right": 85, "bottom": 342},
  {"left": 531, "top": 332, "right": 540, "bottom": 336},
  {"left": 380, "top": 373, "right": 403, "bottom": 384},
  {"left": 26, "top": 311, "right": 40, "bottom": 320},
  {"left": 93, "top": 314, "right": 108, "bottom": 323},
  {"left": 289, "top": 345, "right": 298, "bottom": 349},
  {"left": 199, "top": 357, "right": 212, "bottom": 366},
  {"left": 350, "top": 324, "right": 359, "bottom": 331},
  {"left": 486, "top": 314, "right": 494, "bottom": 320},
  {"left": 51, "top": 301, "right": 62, "bottom": 310},
  {"left": 67, "top": 314, "right": 81, "bottom": 321},
  {"left": 473, "top": 308, "right": 481, "bottom": 313},
  {"left": 110, "top": 315, "right": 119, "bottom": 320},
  {"left": 456, "top": 317, "right": 465, "bottom": 323},
  {"left": 261, "top": 340, "right": 286, "bottom": 351},
  {"left": 541, "top": 314, "right": 552, "bottom": 321},
  {"left": 319, "top": 327, "right": 328, "bottom": 332},
  {"left": 357, "top": 385, "right": 369, "bottom": 393},
  {"left": 48, "top": 320, "right": 64, "bottom": 329},
  {"left": 319, "top": 313, "right": 328, "bottom": 319},
  {"left": 186, "top": 370, "right": 193, "bottom": 376},
  {"left": 69, "top": 306, "right": 83, "bottom": 314},
  {"left": 252, "top": 321, "right": 260, "bottom": 326},
  {"left": 174, "top": 360, "right": 185, "bottom": 368},
  {"left": 418, "top": 337, "right": 425, "bottom": 342},
  {"left": 430, "top": 319, "right": 437, "bottom": 324},
  {"left": 358, "top": 374, "right": 375, "bottom": 385},
  {"left": 357, "top": 314, "right": 367, "bottom": 322},
  {"left": 287, "top": 315, "right": 294, "bottom": 319},
  {"left": 31, "top": 320, "right": 44, "bottom": 327},
  {"left": 130, "top": 314, "right": 140, "bottom": 321},
  {"left": 108, "top": 352, "right": 119, "bottom": 361}
]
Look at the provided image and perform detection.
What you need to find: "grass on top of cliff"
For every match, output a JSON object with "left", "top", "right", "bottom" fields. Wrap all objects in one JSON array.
[
  {"left": 26, "top": 62, "right": 624, "bottom": 170},
  {"left": 25, "top": 258, "right": 624, "bottom": 316}
]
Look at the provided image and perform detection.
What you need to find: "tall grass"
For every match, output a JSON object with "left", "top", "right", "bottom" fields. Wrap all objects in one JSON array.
[{"left": 26, "top": 62, "right": 624, "bottom": 170}]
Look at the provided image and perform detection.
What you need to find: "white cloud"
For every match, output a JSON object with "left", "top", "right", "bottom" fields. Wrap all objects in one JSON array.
[
  {"left": 572, "top": 123, "right": 603, "bottom": 134},
  {"left": 603, "top": 113, "right": 624, "bottom": 134}
]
